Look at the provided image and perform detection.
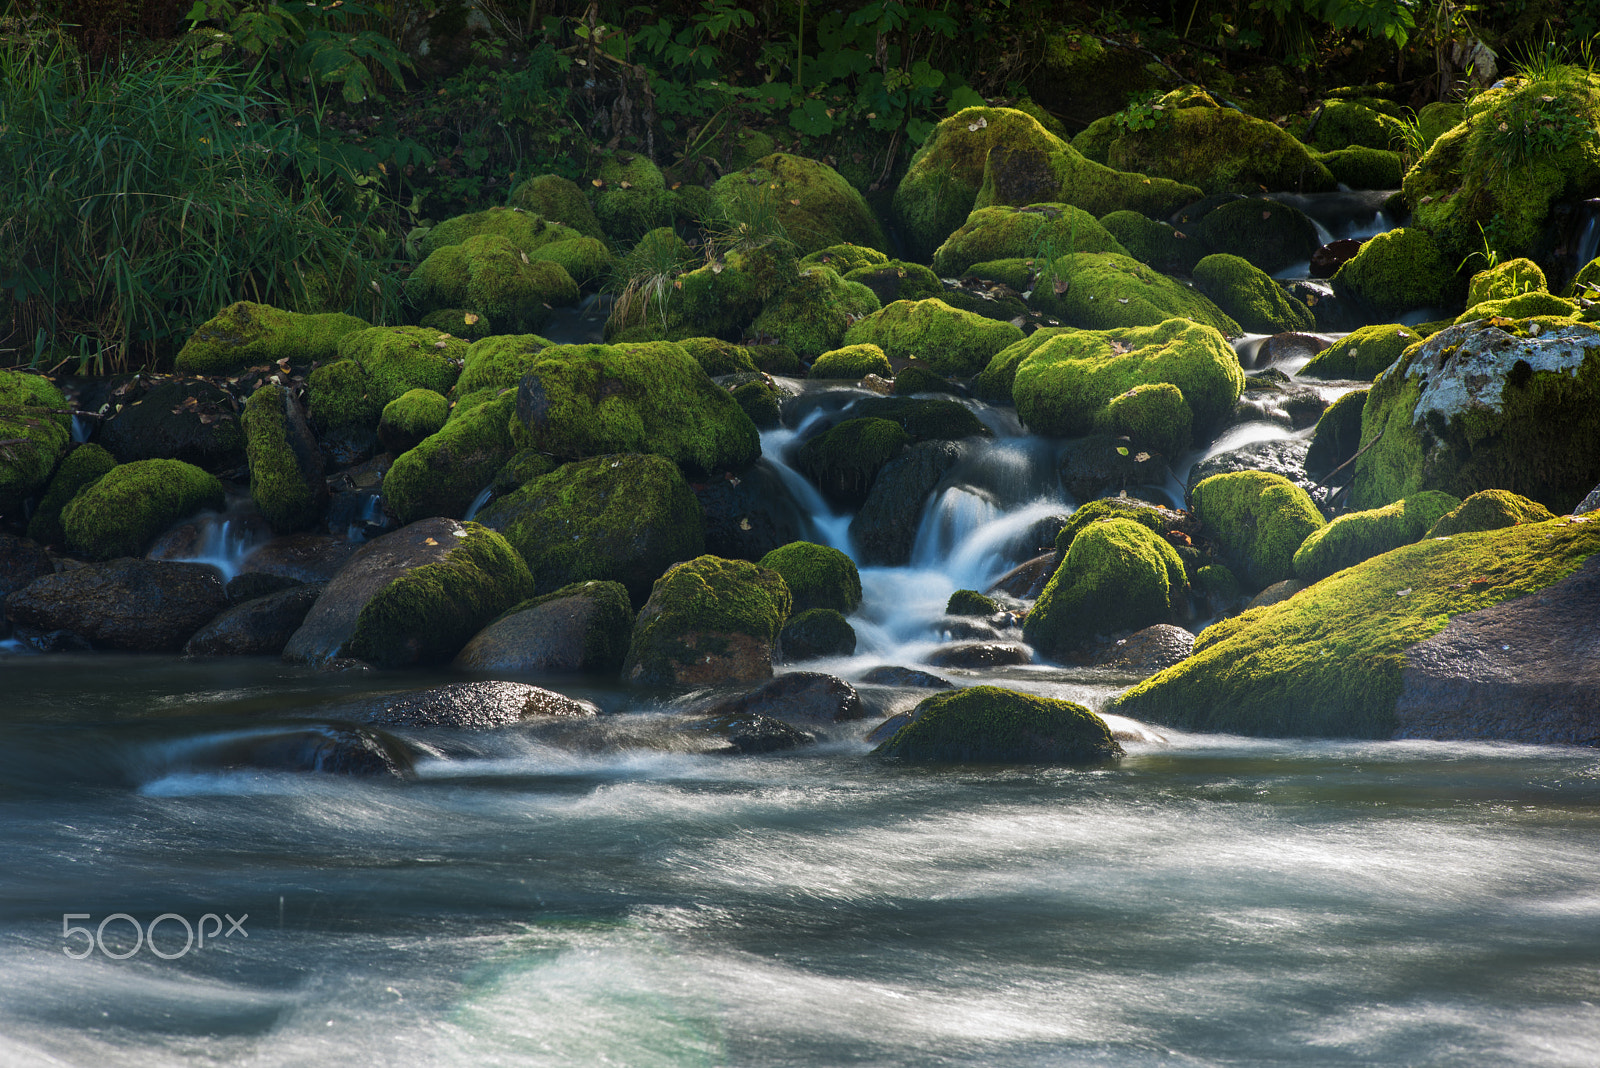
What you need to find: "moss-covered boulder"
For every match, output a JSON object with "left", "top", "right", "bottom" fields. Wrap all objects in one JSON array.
[
  {"left": 622, "top": 554, "right": 792, "bottom": 687},
  {"left": 509, "top": 341, "right": 759, "bottom": 476},
  {"left": 25, "top": 442, "right": 116, "bottom": 546},
  {"left": 529, "top": 236, "right": 614, "bottom": 289},
  {"left": 751, "top": 266, "right": 881, "bottom": 358},
  {"left": 61, "top": 459, "right": 224, "bottom": 560},
  {"left": 378, "top": 389, "right": 449, "bottom": 454},
  {"left": 731, "top": 380, "right": 782, "bottom": 429},
  {"left": 453, "top": 579, "right": 634, "bottom": 675},
  {"left": 452, "top": 333, "right": 555, "bottom": 399},
  {"left": 778, "top": 607, "right": 856, "bottom": 661},
  {"left": 383, "top": 396, "right": 517, "bottom": 526},
  {"left": 98, "top": 377, "right": 244, "bottom": 474},
  {"left": 1292, "top": 491, "right": 1460, "bottom": 582},
  {"left": 1454, "top": 291, "right": 1579, "bottom": 324},
  {"left": 947, "top": 589, "right": 1001, "bottom": 617},
  {"left": 1350, "top": 319, "right": 1600, "bottom": 513},
  {"left": 650, "top": 253, "right": 768, "bottom": 342},
  {"left": 1097, "top": 210, "right": 1208, "bottom": 275},
  {"left": 931, "top": 204, "right": 1127, "bottom": 277},
  {"left": 406, "top": 234, "right": 580, "bottom": 333},
  {"left": 593, "top": 151, "right": 673, "bottom": 243},
  {"left": 175, "top": 302, "right": 367, "bottom": 375},
  {"left": 508, "top": 173, "right": 606, "bottom": 242},
  {"left": 1023, "top": 517, "right": 1187, "bottom": 660},
  {"left": 1011, "top": 318, "right": 1244, "bottom": 438},
  {"left": 1466, "top": 258, "right": 1549, "bottom": 308},
  {"left": 1031, "top": 252, "right": 1240, "bottom": 334},
  {"left": 796, "top": 417, "right": 910, "bottom": 507},
  {"left": 1404, "top": 66, "right": 1600, "bottom": 267},
  {"left": 873, "top": 685, "right": 1123, "bottom": 764},
  {"left": 971, "top": 327, "right": 1070, "bottom": 403},
  {"left": 243, "top": 382, "right": 328, "bottom": 533},
  {"left": 1191, "top": 197, "right": 1321, "bottom": 276},
  {"left": 800, "top": 243, "right": 887, "bottom": 274},
  {"left": 1330, "top": 227, "right": 1460, "bottom": 316},
  {"left": 892, "top": 364, "right": 957, "bottom": 396},
  {"left": 1299, "top": 323, "right": 1421, "bottom": 380},
  {"left": 1310, "top": 99, "right": 1407, "bottom": 151},
  {"left": 419, "top": 207, "right": 584, "bottom": 260},
  {"left": 1304, "top": 387, "right": 1369, "bottom": 479},
  {"left": 1193, "top": 254, "right": 1316, "bottom": 334},
  {"left": 676, "top": 337, "right": 759, "bottom": 376},
  {"left": 758, "top": 541, "right": 861, "bottom": 615},
  {"left": 711, "top": 153, "right": 887, "bottom": 256},
  {"left": 0, "top": 369, "right": 71, "bottom": 517},
  {"left": 848, "top": 396, "right": 991, "bottom": 442},
  {"left": 309, "top": 326, "right": 469, "bottom": 439},
  {"left": 1054, "top": 496, "right": 1192, "bottom": 554},
  {"left": 810, "top": 344, "right": 891, "bottom": 380},
  {"left": 1191, "top": 470, "right": 1326, "bottom": 590},
  {"left": 843, "top": 298, "right": 1023, "bottom": 377},
  {"left": 1094, "top": 382, "right": 1193, "bottom": 458},
  {"left": 477, "top": 452, "right": 703, "bottom": 607},
  {"left": 1113, "top": 517, "right": 1600, "bottom": 737},
  {"left": 419, "top": 308, "right": 494, "bottom": 341},
  {"left": 843, "top": 260, "right": 946, "bottom": 306},
  {"left": 1425, "top": 488, "right": 1556, "bottom": 537},
  {"left": 1319, "top": 147, "right": 1404, "bottom": 190}
]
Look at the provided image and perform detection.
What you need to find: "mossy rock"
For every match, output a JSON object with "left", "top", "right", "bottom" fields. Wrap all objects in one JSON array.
[
  {"left": 677, "top": 337, "right": 760, "bottom": 376},
  {"left": 378, "top": 388, "right": 450, "bottom": 454},
  {"left": 593, "top": 151, "right": 673, "bottom": 243},
  {"left": 752, "top": 266, "right": 882, "bottom": 358},
  {"left": 383, "top": 396, "right": 517, "bottom": 526},
  {"left": 477, "top": 452, "right": 705, "bottom": 607},
  {"left": 810, "top": 343, "right": 891, "bottom": 380},
  {"left": 1113, "top": 517, "right": 1600, "bottom": 737},
  {"left": 799, "top": 243, "right": 889, "bottom": 274},
  {"left": 874, "top": 685, "right": 1124, "bottom": 764},
  {"left": 758, "top": 540, "right": 861, "bottom": 614},
  {"left": 175, "top": 302, "right": 367, "bottom": 375},
  {"left": 345, "top": 521, "right": 535, "bottom": 668},
  {"left": 1300, "top": 323, "right": 1421, "bottom": 380},
  {"left": 419, "top": 207, "right": 584, "bottom": 260},
  {"left": 243, "top": 382, "right": 328, "bottom": 533},
  {"left": 407, "top": 233, "right": 580, "bottom": 333},
  {"left": 1425, "top": 488, "right": 1556, "bottom": 537},
  {"left": 1416, "top": 101, "right": 1464, "bottom": 150},
  {"left": 1330, "top": 227, "right": 1461, "bottom": 316},
  {"left": 1404, "top": 66, "right": 1600, "bottom": 267},
  {"left": 1453, "top": 291, "right": 1579, "bottom": 324},
  {"left": 971, "top": 327, "right": 1071, "bottom": 403},
  {"left": 509, "top": 340, "right": 760, "bottom": 476},
  {"left": 1465, "top": 258, "right": 1547, "bottom": 309},
  {"left": 731, "top": 380, "right": 782, "bottom": 429},
  {"left": 931, "top": 204, "right": 1127, "bottom": 277},
  {"left": 1318, "top": 147, "right": 1404, "bottom": 190},
  {"left": 947, "top": 589, "right": 1001, "bottom": 616},
  {"left": 1012, "top": 318, "right": 1244, "bottom": 438},
  {"left": 1350, "top": 319, "right": 1600, "bottom": 513},
  {"left": 453, "top": 334, "right": 555, "bottom": 398},
  {"left": 1191, "top": 197, "right": 1321, "bottom": 276},
  {"left": 1031, "top": 252, "right": 1239, "bottom": 335},
  {"left": 0, "top": 369, "right": 71, "bottom": 515},
  {"left": 490, "top": 448, "right": 560, "bottom": 497},
  {"left": 953, "top": 259, "right": 1036, "bottom": 291},
  {"left": 778, "top": 607, "right": 856, "bottom": 660},
  {"left": 1027, "top": 33, "right": 1163, "bottom": 130},
  {"left": 847, "top": 396, "right": 991, "bottom": 442},
  {"left": 1304, "top": 387, "right": 1369, "bottom": 479},
  {"left": 622, "top": 555, "right": 793, "bottom": 688},
  {"left": 1100, "top": 96, "right": 1337, "bottom": 195},
  {"left": 61, "top": 458, "right": 225, "bottom": 561},
  {"left": 1093, "top": 382, "right": 1193, "bottom": 458},
  {"left": 1097, "top": 210, "right": 1209, "bottom": 274},
  {"left": 310, "top": 326, "right": 469, "bottom": 435},
  {"left": 1192, "top": 470, "right": 1325, "bottom": 590},
  {"left": 1311, "top": 100, "right": 1407, "bottom": 151},
  {"left": 711, "top": 153, "right": 887, "bottom": 256},
  {"left": 842, "top": 298, "right": 1023, "bottom": 377},
  {"left": 507, "top": 173, "right": 606, "bottom": 242},
  {"left": 748, "top": 343, "right": 802, "bottom": 375},
  {"left": 796, "top": 417, "right": 910, "bottom": 507},
  {"left": 893, "top": 364, "right": 957, "bottom": 396},
  {"left": 1292, "top": 490, "right": 1461, "bottom": 582},
  {"left": 656, "top": 253, "right": 767, "bottom": 341},
  {"left": 842, "top": 261, "right": 946, "bottom": 305},
  {"left": 974, "top": 136, "right": 1203, "bottom": 222},
  {"left": 1054, "top": 496, "right": 1187, "bottom": 554},
  {"left": 1194, "top": 562, "right": 1242, "bottom": 610},
  {"left": 419, "top": 308, "right": 494, "bottom": 341},
  {"left": 529, "top": 236, "right": 614, "bottom": 289},
  {"left": 1193, "top": 253, "right": 1316, "bottom": 335},
  {"left": 1023, "top": 517, "right": 1187, "bottom": 660},
  {"left": 25, "top": 442, "right": 116, "bottom": 546}
]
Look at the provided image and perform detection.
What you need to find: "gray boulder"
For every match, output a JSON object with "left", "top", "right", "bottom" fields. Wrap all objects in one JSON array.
[{"left": 5, "top": 559, "right": 226, "bottom": 652}]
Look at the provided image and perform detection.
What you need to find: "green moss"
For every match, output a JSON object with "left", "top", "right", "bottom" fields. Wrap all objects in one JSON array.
[
  {"left": 507, "top": 173, "right": 607, "bottom": 242},
  {"left": 752, "top": 266, "right": 882, "bottom": 358},
  {"left": 1194, "top": 562, "right": 1241, "bottom": 608},
  {"left": 656, "top": 254, "right": 767, "bottom": 342},
  {"left": 0, "top": 369, "right": 71, "bottom": 515},
  {"left": 1012, "top": 318, "right": 1243, "bottom": 437},
  {"left": 310, "top": 326, "right": 469, "bottom": 433},
  {"left": 677, "top": 337, "right": 760, "bottom": 376},
  {"left": 243, "top": 383, "right": 327, "bottom": 533},
  {"left": 973, "top": 136, "right": 1203, "bottom": 224},
  {"left": 947, "top": 589, "right": 1000, "bottom": 616},
  {"left": 1192, "top": 198, "right": 1321, "bottom": 276},
  {"left": 873, "top": 685, "right": 1123, "bottom": 764},
  {"left": 893, "top": 364, "right": 957, "bottom": 396},
  {"left": 383, "top": 396, "right": 517, "bottom": 525},
  {"left": 930, "top": 204, "right": 1128, "bottom": 277},
  {"left": 61, "top": 458, "right": 224, "bottom": 560},
  {"left": 1023, "top": 517, "right": 1187, "bottom": 659},
  {"left": 529, "top": 236, "right": 614, "bottom": 289},
  {"left": 622, "top": 554, "right": 793, "bottom": 686},
  {"left": 1416, "top": 101, "right": 1464, "bottom": 150},
  {"left": 454, "top": 333, "right": 555, "bottom": 396},
  {"left": 810, "top": 343, "right": 892, "bottom": 380},
  {"left": 758, "top": 541, "right": 862, "bottom": 614},
  {"left": 1331, "top": 227, "right": 1460, "bottom": 315},
  {"left": 842, "top": 298, "right": 1023, "bottom": 377},
  {"left": 407, "top": 233, "right": 580, "bottom": 333},
  {"left": 1292, "top": 490, "right": 1460, "bottom": 582},
  {"left": 1311, "top": 100, "right": 1407, "bottom": 151},
  {"left": 1300, "top": 323, "right": 1420, "bottom": 380},
  {"left": 1102, "top": 101, "right": 1337, "bottom": 195},
  {"left": 420, "top": 207, "right": 584, "bottom": 259},
  {"left": 491, "top": 448, "right": 559, "bottom": 496},
  {"left": 779, "top": 607, "right": 856, "bottom": 660},
  {"left": 174, "top": 301, "right": 367, "bottom": 375},
  {"left": 346, "top": 521, "right": 535, "bottom": 668},
  {"left": 747, "top": 343, "right": 801, "bottom": 374},
  {"left": 1193, "top": 253, "right": 1316, "bottom": 334},
  {"left": 1466, "top": 258, "right": 1547, "bottom": 308},
  {"left": 1454, "top": 291, "right": 1579, "bottom": 324},
  {"left": 1054, "top": 497, "right": 1178, "bottom": 553},
  {"left": 799, "top": 243, "right": 889, "bottom": 274},
  {"left": 379, "top": 389, "right": 450, "bottom": 453},
  {"left": 1114, "top": 517, "right": 1600, "bottom": 737},
  {"left": 1192, "top": 471, "right": 1326, "bottom": 590},
  {"left": 731, "top": 380, "right": 782, "bottom": 429},
  {"left": 1318, "top": 147, "right": 1404, "bottom": 190},
  {"left": 509, "top": 340, "right": 760, "bottom": 476},
  {"left": 971, "top": 327, "right": 1070, "bottom": 403},
  {"left": 26, "top": 442, "right": 116, "bottom": 545},
  {"left": 1426, "top": 488, "right": 1556, "bottom": 537},
  {"left": 797, "top": 417, "right": 910, "bottom": 506},
  {"left": 593, "top": 151, "right": 673, "bottom": 243},
  {"left": 1304, "top": 387, "right": 1368, "bottom": 478},
  {"left": 848, "top": 396, "right": 991, "bottom": 441},
  {"left": 843, "top": 260, "right": 946, "bottom": 306},
  {"left": 1097, "top": 210, "right": 1208, "bottom": 274},
  {"left": 419, "top": 308, "right": 494, "bottom": 341},
  {"left": 1094, "top": 381, "right": 1193, "bottom": 457},
  {"left": 1033, "top": 252, "right": 1240, "bottom": 334}
]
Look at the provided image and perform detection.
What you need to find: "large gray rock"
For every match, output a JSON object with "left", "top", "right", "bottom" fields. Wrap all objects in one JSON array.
[
  {"left": 1091, "top": 623, "right": 1194, "bottom": 675},
  {"left": 184, "top": 583, "right": 324, "bottom": 657},
  {"left": 849, "top": 440, "right": 963, "bottom": 566},
  {"left": 693, "top": 672, "right": 866, "bottom": 726},
  {"left": 352, "top": 680, "right": 599, "bottom": 729},
  {"left": 453, "top": 581, "right": 634, "bottom": 675},
  {"left": 1185, "top": 437, "right": 1319, "bottom": 508},
  {"left": 5, "top": 559, "right": 226, "bottom": 652}
]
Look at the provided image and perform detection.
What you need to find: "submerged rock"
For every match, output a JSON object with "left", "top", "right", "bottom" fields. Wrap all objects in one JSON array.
[
  {"left": 873, "top": 685, "right": 1124, "bottom": 764},
  {"left": 695, "top": 671, "right": 866, "bottom": 726},
  {"left": 778, "top": 608, "right": 857, "bottom": 660}
]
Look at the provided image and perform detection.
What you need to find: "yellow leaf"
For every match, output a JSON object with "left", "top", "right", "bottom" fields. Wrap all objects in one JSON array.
[{"left": 464, "top": 313, "right": 479, "bottom": 324}]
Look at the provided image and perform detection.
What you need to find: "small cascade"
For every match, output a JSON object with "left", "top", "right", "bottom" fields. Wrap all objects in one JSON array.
[
  {"left": 758, "top": 412, "right": 853, "bottom": 553},
  {"left": 150, "top": 510, "right": 269, "bottom": 581},
  {"left": 70, "top": 414, "right": 92, "bottom": 444},
  {"left": 1571, "top": 200, "right": 1600, "bottom": 280},
  {"left": 462, "top": 486, "right": 494, "bottom": 522}
]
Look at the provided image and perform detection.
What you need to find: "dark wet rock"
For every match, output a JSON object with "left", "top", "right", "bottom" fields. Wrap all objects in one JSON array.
[
  {"left": 1311, "top": 237, "right": 1364, "bottom": 279},
  {"left": 198, "top": 725, "right": 415, "bottom": 777},
  {"left": 453, "top": 580, "right": 633, "bottom": 675},
  {"left": 849, "top": 440, "right": 963, "bottom": 566},
  {"left": 224, "top": 571, "right": 304, "bottom": 605},
  {"left": 692, "top": 462, "right": 806, "bottom": 562},
  {"left": 98, "top": 377, "right": 246, "bottom": 475},
  {"left": 696, "top": 671, "right": 867, "bottom": 725},
  {"left": 1092, "top": 623, "right": 1195, "bottom": 675},
  {"left": 926, "top": 642, "right": 1032, "bottom": 669},
  {"left": 356, "top": 680, "right": 599, "bottom": 729},
  {"left": 1185, "top": 437, "right": 1319, "bottom": 508},
  {"left": 938, "top": 617, "right": 1003, "bottom": 642},
  {"left": 1228, "top": 376, "right": 1328, "bottom": 430},
  {"left": 10, "top": 628, "right": 94, "bottom": 653},
  {"left": 724, "top": 716, "right": 816, "bottom": 754},
  {"left": 1248, "top": 578, "right": 1307, "bottom": 609},
  {"left": 778, "top": 608, "right": 857, "bottom": 661},
  {"left": 1058, "top": 434, "right": 1168, "bottom": 500},
  {"left": 183, "top": 583, "right": 324, "bottom": 657},
  {"left": 4, "top": 559, "right": 227, "bottom": 652},
  {"left": 865, "top": 711, "right": 915, "bottom": 745},
  {"left": 860, "top": 665, "right": 953, "bottom": 689},
  {"left": 238, "top": 533, "right": 362, "bottom": 584},
  {"left": 0, "top": 534, "right": 54, "bottom": 601},
  {"left": 1393, "top": 554, "right": 1600, "bottom": 745},
  {"left": 988, "top": 552, "right": 1058, "bottom": 600}
]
